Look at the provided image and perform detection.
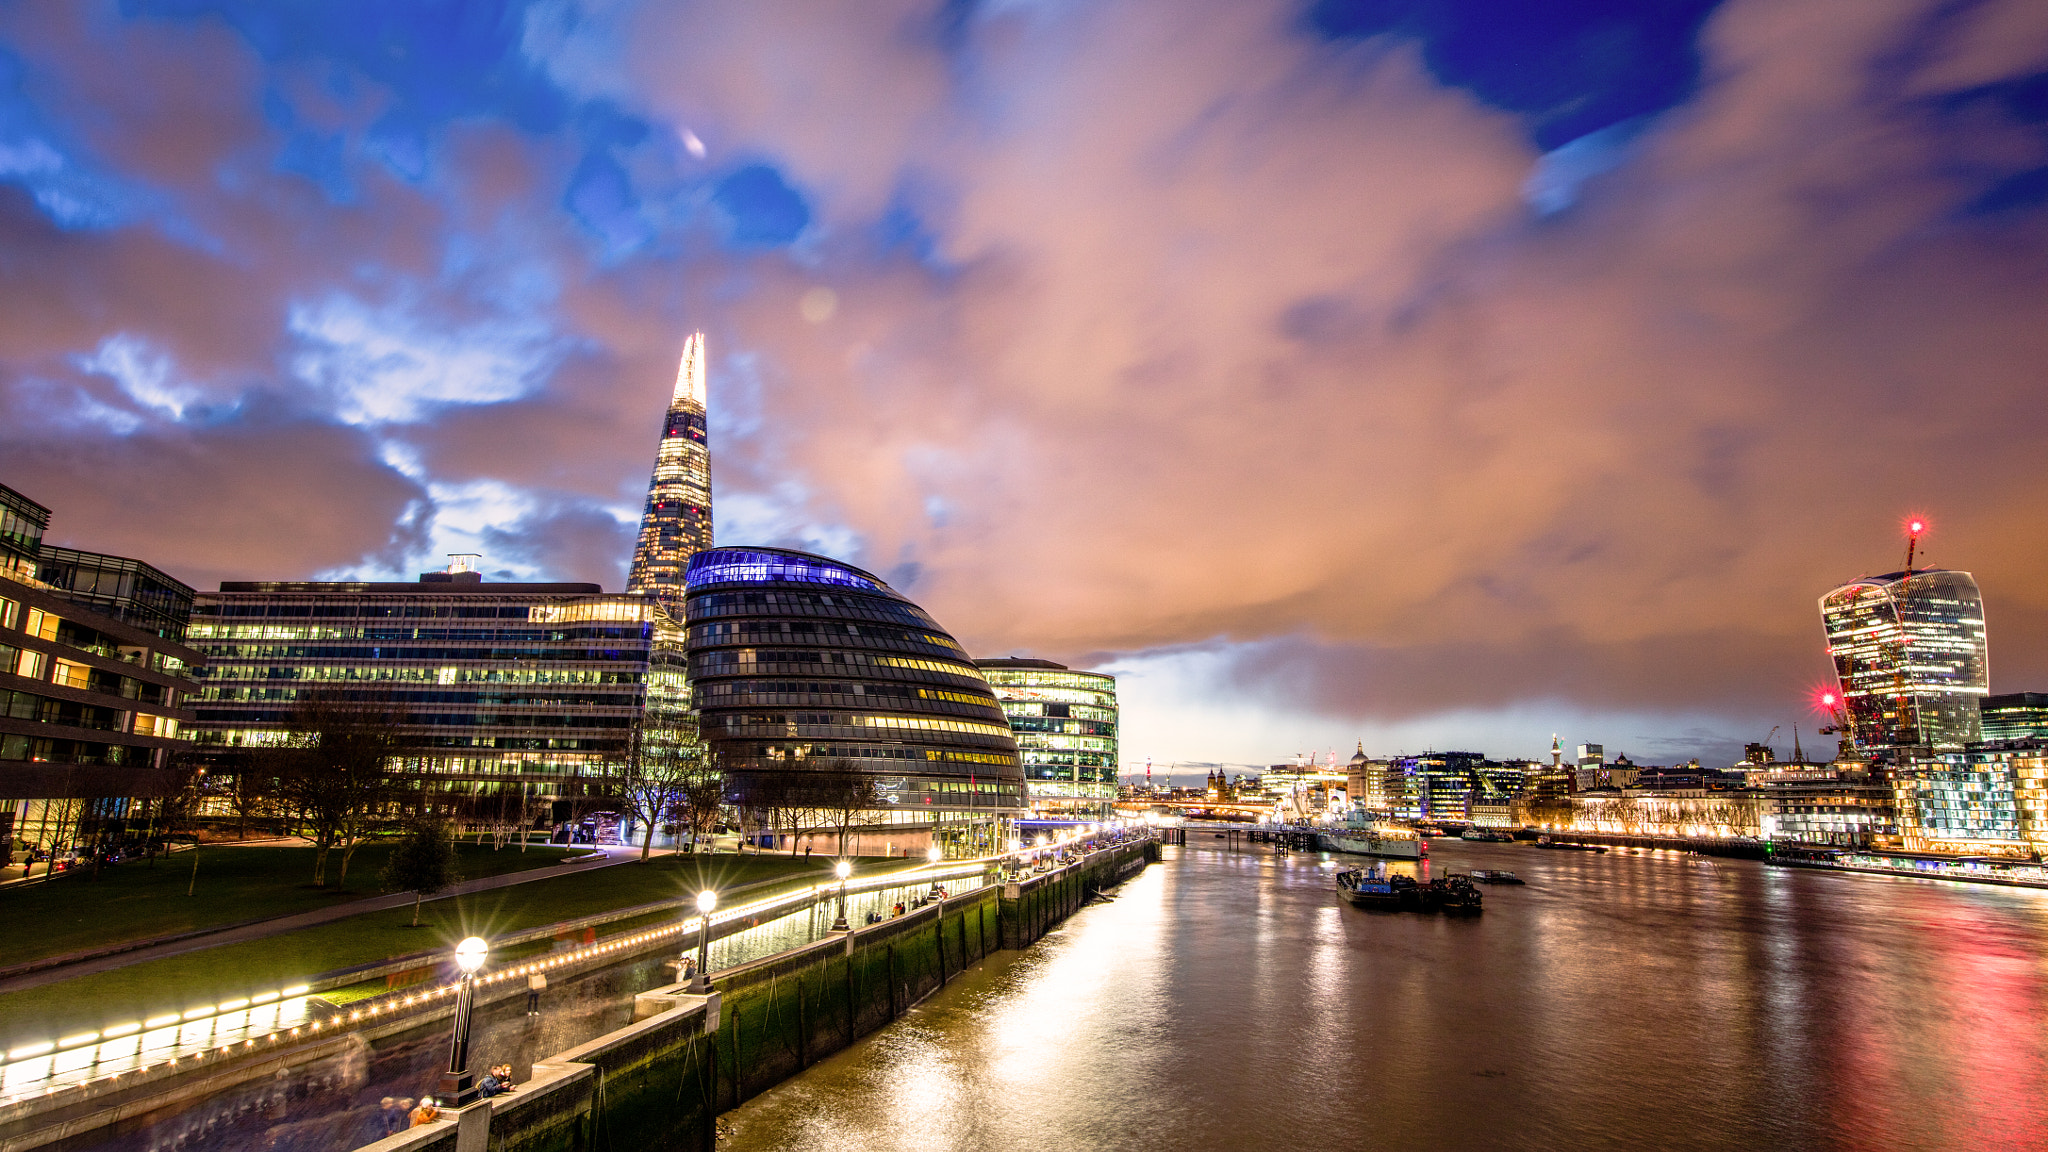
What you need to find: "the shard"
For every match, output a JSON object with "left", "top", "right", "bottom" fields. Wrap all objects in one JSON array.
[{"left": 627, "top": 332, "right": 714, "bottom": 612}]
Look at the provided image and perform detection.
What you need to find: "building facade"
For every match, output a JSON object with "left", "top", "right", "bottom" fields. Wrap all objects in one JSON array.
[
  {"left": 36, "top": 546, "right": 196, "bottom": 642},
  {"left": 683, "top": 547, "right": 1025, "bottom": 855},
  {"left": 0, "top": 484, "right": 47, "bottom": 582},
  {"left": 2, "top": 566, "right": 202, "bottom": 854},
  {"left": 1982, "top": 693, "right": 2048, "bottom": 742},
  {"left": 1821, "top": 569, "right": 1989, "bottom": 751},
  {"left": 974, "top": 658, "right": 1117, "bottom": 820},
  {"left": 626, "top": 333, "right": 714, "bottom": 616},
  {"left": 186, "top": 567, "right": 650, "bottom": 818}
]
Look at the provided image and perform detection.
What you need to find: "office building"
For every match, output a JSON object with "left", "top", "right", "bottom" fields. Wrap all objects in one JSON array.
[
  {"left": 186, "top": 560, "right": 649, "bottom": 817},
  {"left": 1820, "top": 568, "right": 1988, "bottom": 751},
  {"left": 0, "top": 484, "right": 47, "bottom": 582},
  {"left": 975, "top": 657, "right": 1117, "bottom": 819},
  {"left": 626, "top": 333, "right": 714, "bottom": 616},
  {"left": 36, "top": 546, "right": 196, "bottom": 642},
  {"left": 683, "top": 547, "right": 1025, "bottom": 856},
  {"left": 1982, "top": 693, "right": 2048, "bottom": 743},
  {"left": 2, "top": 549, "right": 202, "bottom": 855}
]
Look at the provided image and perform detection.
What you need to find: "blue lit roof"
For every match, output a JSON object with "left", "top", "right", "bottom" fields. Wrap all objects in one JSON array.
[{"left": 684, "top": 547, "right": 891, "bottom": 594}]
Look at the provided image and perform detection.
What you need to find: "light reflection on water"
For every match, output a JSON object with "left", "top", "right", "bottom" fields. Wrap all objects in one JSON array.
[{"left": 723, "top": 842, "right": 2048, "bottom": 1152}]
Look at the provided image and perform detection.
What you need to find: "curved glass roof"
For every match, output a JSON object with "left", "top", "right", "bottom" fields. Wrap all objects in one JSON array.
[{"left": 684, "top": 547, "right": 888, "bottom": 593}]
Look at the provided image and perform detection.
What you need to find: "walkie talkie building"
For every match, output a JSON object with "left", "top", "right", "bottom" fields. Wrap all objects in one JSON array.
[
  {"left": 1820, "top": 568, "right": 1988, "bottom": 751},
  {"left": 683, "top": 547, "right": 1025, "bottom": 856}
]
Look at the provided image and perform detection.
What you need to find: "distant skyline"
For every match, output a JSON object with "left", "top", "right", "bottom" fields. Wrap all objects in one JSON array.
[{"left": 4, "top": 1, "right": 2047, "bottom": 770}]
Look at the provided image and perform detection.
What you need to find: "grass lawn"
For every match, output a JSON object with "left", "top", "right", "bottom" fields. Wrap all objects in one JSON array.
[
  {"left": 0, "top": 853, "right": 892, "bottom": 1047},
  {"left": 0, "top": 842, "right": 575, "bottom": 970}
]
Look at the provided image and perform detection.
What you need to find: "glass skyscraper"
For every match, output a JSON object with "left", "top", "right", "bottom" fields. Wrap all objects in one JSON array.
[
  {"left": 975, "top": 658, "right": 1117, "bottom": 819},
  {"left": 683, "top": 547, "right": 1025, "bottom": 855},
  {"left": 1820, "top": 568, "right": 1988, "bottom": 751},
  {"left": 626, "top": 332, "right": 713, "bottom": 615}
]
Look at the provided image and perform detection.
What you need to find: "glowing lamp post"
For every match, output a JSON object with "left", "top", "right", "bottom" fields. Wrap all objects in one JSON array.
[
  {"left": 691, "top": 889, "right": 716, "bottom": 993},
  {"left": 927, "top": 844, "right": 942, "bottom": 865},
  {"left": 831, "top": 859, "right": 853, "bottom": 931},
  {"left": 440, "top": 936, "right": 489, "bottom": 1105}
]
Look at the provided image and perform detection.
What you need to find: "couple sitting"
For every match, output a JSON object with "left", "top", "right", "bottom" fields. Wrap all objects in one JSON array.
[{"left": 479, "top": 1065, "right": 518, "bottom": 1098}]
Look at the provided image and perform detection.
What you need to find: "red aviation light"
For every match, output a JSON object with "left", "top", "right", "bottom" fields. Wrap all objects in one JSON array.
[{"left": 1907, "top": 519, "right": 1926, "bottom": 536}]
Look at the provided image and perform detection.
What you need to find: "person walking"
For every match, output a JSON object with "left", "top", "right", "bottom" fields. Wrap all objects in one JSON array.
[{"left": 526, "top": 970, "right": 547, "bottom": 1016}]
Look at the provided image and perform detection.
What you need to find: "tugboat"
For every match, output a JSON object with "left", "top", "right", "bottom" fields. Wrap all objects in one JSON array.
[
  {"left": 1336, "top": 869, "right": 1481, "bottom": 913},
  {"left": 1432, "top": 875, "right": 1484, "bottom": 914},
  {"left": 1336, "top": 868, "right": 1412, "bottom": 911}
]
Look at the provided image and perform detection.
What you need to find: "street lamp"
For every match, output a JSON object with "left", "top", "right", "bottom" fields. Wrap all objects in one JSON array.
[
  {"left": 440, "top": 936, "right": 489, "bottom": 1106},
  {"left": 691, "top": 889, "right": 716, "bottom": 993},
  {"left": 926, "top": 844, "right": 942, "bottom": 864},
  {"left": 831, "top": 859, "right": 853, "bottom": 931}
]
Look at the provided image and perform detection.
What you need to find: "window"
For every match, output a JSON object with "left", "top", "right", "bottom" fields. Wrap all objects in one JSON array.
[
  {"left": 51, "top": 660, "right": 91, "bottom": 690},
  {"left": 0, "top": 597, "right": 16, "bottom": 630},
  {"left": 22, "top": 608, "right": 57, "bottom": 641},
  {"left": 14, "top": 649, "right": 44, "bottom": 680}
]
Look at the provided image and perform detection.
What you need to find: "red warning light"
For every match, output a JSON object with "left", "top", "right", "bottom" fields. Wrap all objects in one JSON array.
[{"left": 1908, "top": 519, "right": 1925, "bottom": 535}]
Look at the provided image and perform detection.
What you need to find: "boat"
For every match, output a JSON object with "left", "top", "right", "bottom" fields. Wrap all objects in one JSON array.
[
  {"left": 1433, "top": 875, "right": 1484, "bottom": 914},
  {"left": 1468, "top": 869, "right": 1525, "bottom": 885},
  {"left": 1335, "top": 868, "right": 1434, "bottom": 911},
  {"left": 1320, "top": 816, "right": 1427, "bottom": 860},
  {"left": 1534, "top": 836, "right": 1607, "bottom": 853},
  {"left": 1460, "top": 828, "right": 1515, "bottom": 842}
]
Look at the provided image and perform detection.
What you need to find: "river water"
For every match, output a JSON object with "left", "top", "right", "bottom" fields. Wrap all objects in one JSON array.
[{"left": 722, "top": 839, "right": 2048, "bottom": 1152}]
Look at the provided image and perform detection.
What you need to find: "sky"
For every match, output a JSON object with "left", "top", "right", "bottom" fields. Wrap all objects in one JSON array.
[{"left": 2, "top": 0, "right": 2047, "bottom": 773}]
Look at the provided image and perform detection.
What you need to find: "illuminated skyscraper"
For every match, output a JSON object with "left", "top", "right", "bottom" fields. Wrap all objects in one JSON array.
[
  {"left": 1820, "top": 568, "right": 1988, "bottom": 751},
  {"left": 626, "top": 333, "right": 713, "bottom": 613},
  {"left": 975, "top": 658, "right": 1118, "bottom": 819}
]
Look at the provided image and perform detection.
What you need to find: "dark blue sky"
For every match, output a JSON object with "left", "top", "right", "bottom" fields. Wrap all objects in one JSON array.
[{"left": 3, "top": 0, "right": 2046, "bottom": 768}]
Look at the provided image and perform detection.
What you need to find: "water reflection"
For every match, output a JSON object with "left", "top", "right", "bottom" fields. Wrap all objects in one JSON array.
[{"left": 724, "top": 841, "right": 2048, "bottom": 1152}]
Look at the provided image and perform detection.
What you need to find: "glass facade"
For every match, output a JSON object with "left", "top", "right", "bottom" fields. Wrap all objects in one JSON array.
[
  {"left": 683, "top": 547, "right": 1026, "bottom": 854},
  {"left": 1891, "top": 748, "right": 2024, "bottom": 853},
  {"left": 36, "top": 546, "right": 195, "bottom": 641},
  {"left": 1820, "top": 569, "right": 1988, "bottom": 750},
  {"left": 626, "top": 332, "right": 714, "bottom": 615},
  {"left": 2, "top": 566, "right": 203, "bottom": 851},
  {"left": 975, "top": 657, "right": 1117, "bottom": 819},
  {"left": 186, "top": 575, "right": 649, "bottom": 803},
  {"left": 0, "top": 483, "right": 49, "bottom": 582},
  {"left": 1982, "top": 693, "right": 2048, "bottom": 743},
  {"left": 1392, "top": 751, "right": 1486, "bottom": 822}
]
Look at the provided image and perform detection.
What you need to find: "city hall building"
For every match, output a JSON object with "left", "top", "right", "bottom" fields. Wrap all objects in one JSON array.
[{"left": 683, "top": 547, "right": 1026, "bottom": 856}]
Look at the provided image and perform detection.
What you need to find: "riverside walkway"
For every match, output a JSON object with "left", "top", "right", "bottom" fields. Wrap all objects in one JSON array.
[{"left": 0, "top": 848, "right": 635, "bottom": 995}]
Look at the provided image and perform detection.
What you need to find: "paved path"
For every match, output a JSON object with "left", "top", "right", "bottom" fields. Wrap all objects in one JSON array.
[{"left": 0, "top": 848, "right": 646, "bottom": 995}]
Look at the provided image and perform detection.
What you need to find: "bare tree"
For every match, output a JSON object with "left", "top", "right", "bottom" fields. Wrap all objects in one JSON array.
[
  {"left": 811, "top": 759, "right": 880, "bottom": 857},
  {"left": 605, "top": 709, "right": 709, "bottom": 861},
  {"left": 274, "top": 691, "right": 411, "bottom": 888}
]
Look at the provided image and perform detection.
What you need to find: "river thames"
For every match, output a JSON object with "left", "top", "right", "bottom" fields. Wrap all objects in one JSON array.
[{"left": 723, "top": 839, "right": 2048, "bottom": 1152}]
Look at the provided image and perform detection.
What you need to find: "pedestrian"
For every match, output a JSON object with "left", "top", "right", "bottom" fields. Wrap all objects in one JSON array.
[
  {"left": 526, "top": 970, "right": 546, "bottom": 1016},
  {"left": 804, "top": 843, "right": 812, "bottom": 857},
  {"left": 408, "top": 1099, "right": 440, "bottom": 1128}
]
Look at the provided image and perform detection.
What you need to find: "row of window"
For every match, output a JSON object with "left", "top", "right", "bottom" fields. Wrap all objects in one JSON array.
[
  {"left": 743, "top": 742, "right": 1017, "bottom": 768},
  {"left": 198, "top": 604, "right": 539, "bottom": 619},
  {"left": 689, "top": 597, "right": 936, "bottom": 631},
  {"left": 189, "top": 625, "right": 644, "bottom": 642},
  {"left": 197, "top": 665, "right": 642, "bottom": 685},
  {"left": 717, "top": 713, "right": 1015, "bottom": 739},
  {"left": 195, "top": 644, "right": 647, "bottom": 662},
  {"left": 192, "top": 709, "right": 635, "bottom": 729},
  {"left": 196, "top": 687, "right": 640, "bottom": 707},
  {"left": 0, "top": 734, "right": 133, "bottom": 764}
]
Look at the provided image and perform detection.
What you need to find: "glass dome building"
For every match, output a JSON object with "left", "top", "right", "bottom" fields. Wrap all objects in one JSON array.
[{"left": 683, "top": 547, "right": 1025, "bottom": 855}]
